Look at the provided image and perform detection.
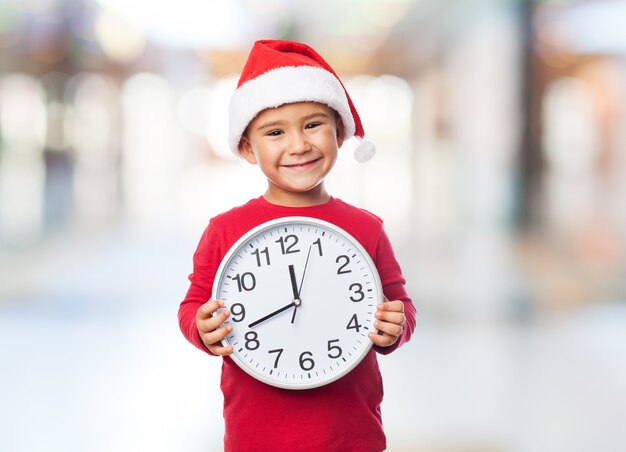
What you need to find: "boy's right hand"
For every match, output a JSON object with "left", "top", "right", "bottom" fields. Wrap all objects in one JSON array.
[{"left": 196, "top": 299, "right": 234, "bottom": 356}]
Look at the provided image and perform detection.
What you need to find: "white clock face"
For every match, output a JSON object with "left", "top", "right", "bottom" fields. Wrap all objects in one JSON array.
[{"left": 212, "top": 216, "right": 382, "bottom": 390}]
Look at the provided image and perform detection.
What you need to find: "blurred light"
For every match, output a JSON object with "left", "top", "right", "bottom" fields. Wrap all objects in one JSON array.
[
  {"left": 70, "top": 72, "right": 118, "bottom": 159},
  {"left": 69, "top": 73, "right": 120, "bottom": 224},
  {"left": 95, "top": 7, "right": 146, "bottom": 64},
  {"left": 543, "top": 77, "right": 599, "bottom": 236},
  {"left": 121, "top": 72, "right": 171, "bottom": 122},
  {"left": 361, "top": 0, "right": 411, "bottom": 29},
  {"left": 0, "top": 74, "right": 46, "bottom": 149},
  {"left": 537, "top": 1, "right": 626, "bottom": 56},
  {"left": 347, "top": 75, "right": 413, "bottom": 144},
  {"left": 72, "top": 72, "right": 117, "bottom": 142},
  {"left": 339, "top": 75, "right": 414, "bottom": 244},
  {"left": 96, "top": 0, "right": 247, "bottom": 49},
  {"left": 120, "top": 73, "right": 185, "bottom": 226},
  {"left": 179, "top": 162, "right": 266, "bottom": 235},
  {"left": 178, "top": 86, "right": 213, "bottom": 136},
  {"left": 0, "top": 74, "right": 46, "bottom": 244},
  {"left": 367, "top": 75, "right": 413, "bottom": 127},
  {"left": 560, "top": 0, "right": 626, "bottom": 55},
  {"left": 543, "top": 77, "right": 598, "bottom": 173},
  {"left": 205, "top": 76, "right": 238, "bottom": 159},
  {"left": 238, "top": 0, "right": 291, "bottom": 40},
  {"left": 0, "top": 3, "right": 23, "bottom": 49},
  {"left": 14, "top": 0, "right": 54, "bottom": 14}
]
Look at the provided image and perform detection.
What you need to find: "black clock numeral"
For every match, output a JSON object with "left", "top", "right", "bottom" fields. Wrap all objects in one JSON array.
[
  {"left": 349, "top": 283, "right": 365, "bottom": 302},
  {"left": 346, "top": 314, "right": 362, "bottom": 333},
  {"left": 245, "top": 331, "right": 260, "bottom": 350},
  {"left": 251, "top": 247, "right": 270, "bottom": 267},
  {"left": 231, "top": 272, "right": 256, "bottom": 292},
  {"left": 336, "top": 255, "right": 351, "bottom": 274},
  {"left": 327, "top": 339, "right": 343, "bottom": 359},
  {"left": 268, "top": 348, "right": 283, "bottom": 368},
  {"left": 275, "top": 234, "right": 300, "bottom": 254},
  {"left": 312, "top": 238, "right": 323, "bottom": 256},
  {"left": 230, "top": 303, "right": 246, "bottom": 322},
  {"left": 299, "top": 351, "right": 315, "bottom": 371}
]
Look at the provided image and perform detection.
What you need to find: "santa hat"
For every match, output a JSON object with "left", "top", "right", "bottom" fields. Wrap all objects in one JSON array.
[{"left": 228, "top": 39, "right": 375, "bottom": 162}]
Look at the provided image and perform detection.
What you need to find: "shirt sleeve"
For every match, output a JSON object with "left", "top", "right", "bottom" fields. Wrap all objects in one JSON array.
[
  {"left": 178, "top": 220, "right": 224, "bottom": 355},
  {"left": 373, "top": 226, "right": 416, "bottom": 355}
]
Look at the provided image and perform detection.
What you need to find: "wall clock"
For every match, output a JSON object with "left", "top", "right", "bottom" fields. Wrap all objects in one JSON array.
[{"left": 212, "top": 216, "right": 383, "bottom": 390}]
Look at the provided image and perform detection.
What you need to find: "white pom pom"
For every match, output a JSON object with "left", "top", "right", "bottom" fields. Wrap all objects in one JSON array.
[{"left": 353, "top": 138, "right": 376, "bottom": 162}]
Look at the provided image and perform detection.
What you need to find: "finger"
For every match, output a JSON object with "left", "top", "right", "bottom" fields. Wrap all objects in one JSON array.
[
  {"left": 374, "top": 319, "right": 404, "bottom": 338},
  {"left": 197, "top": 309, "right": 231, "bottom": 334},
  {"left": 375, "top": 310, "right": 406, "bottom": 326},
  {"left": 196, "top": 299, "right": 224, "bottom": 319},
  {"left": 207, "top": 342, "right": 234, "bottom": 356},
  {"left": 201, "top": 324, "right": 233, "bottom": 349},
  {"left": 377, "top": 300, "right": 404, "bottom": 313},
  {"left": 368, "top": 331, "right": 398, "bottom": 347}
]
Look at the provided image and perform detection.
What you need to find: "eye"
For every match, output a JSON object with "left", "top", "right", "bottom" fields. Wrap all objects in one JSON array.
[
  {"left": 305, "top": 122, "right": 322, "bottom": 130},
  {"left": 266, "top": 129, "right": 283, "bottom": 137}
]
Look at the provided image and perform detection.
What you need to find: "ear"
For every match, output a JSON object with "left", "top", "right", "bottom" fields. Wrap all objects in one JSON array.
[
  {"left": 238, "top": 137, "right": 257, "bottom": 164},
  {"left": 335, "top": 117, "right": 345, "bottom": 149}
]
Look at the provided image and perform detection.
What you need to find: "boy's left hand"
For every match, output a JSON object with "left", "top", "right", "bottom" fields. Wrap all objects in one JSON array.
[{"left": 368, "top": 298, "right": 406, "bottom": 347}]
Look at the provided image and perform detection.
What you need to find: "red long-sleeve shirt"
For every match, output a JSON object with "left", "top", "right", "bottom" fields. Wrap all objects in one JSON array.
[{"left": 179, "top": 196, "right": 416, "bottom": 452}]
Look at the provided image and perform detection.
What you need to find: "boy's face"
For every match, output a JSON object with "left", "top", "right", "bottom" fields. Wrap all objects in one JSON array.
[{"left": 239, "top": 102, "right": 344, "bottom": 204}]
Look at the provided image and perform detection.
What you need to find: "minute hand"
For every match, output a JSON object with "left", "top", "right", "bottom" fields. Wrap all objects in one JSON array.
[
  {"left": 298, "top": 245, "right": 312, "bottom": 298},
  {"left": 290, "top": 246, "right": 312, "bottom": 324}
]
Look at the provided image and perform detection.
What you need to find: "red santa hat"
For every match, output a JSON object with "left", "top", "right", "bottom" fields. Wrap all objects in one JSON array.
[{"left": 228, "top": 39, "right": 375, "bottom": 162}]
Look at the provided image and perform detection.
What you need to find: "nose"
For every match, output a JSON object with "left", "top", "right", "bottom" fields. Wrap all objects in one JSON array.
[{"left": 287, "top": 130, "right": 311, "bottom": 155}]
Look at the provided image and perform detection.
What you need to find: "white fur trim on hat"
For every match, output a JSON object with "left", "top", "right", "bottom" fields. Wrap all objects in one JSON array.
[{"left": 228, "top": 65, "right": 356, "bottom": 154}]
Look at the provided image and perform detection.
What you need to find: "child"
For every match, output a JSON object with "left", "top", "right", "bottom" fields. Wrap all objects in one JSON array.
[{"left": 178, "top": 40, "right": 416, "bottom": 452}]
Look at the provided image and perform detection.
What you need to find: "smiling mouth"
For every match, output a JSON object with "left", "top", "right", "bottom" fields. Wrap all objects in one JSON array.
[{"left": 282, "top": 158, "right": 321, "bottom": 169}]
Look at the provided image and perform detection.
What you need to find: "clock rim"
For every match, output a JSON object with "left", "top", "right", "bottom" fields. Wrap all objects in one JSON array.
[{"left": 211, "top": 215, "right": 383, "bottom": 390}]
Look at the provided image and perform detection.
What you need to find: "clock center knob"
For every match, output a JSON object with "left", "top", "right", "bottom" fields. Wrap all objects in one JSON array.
[{"left": 293, "top": 298, "right": 302, "bottom": 307}]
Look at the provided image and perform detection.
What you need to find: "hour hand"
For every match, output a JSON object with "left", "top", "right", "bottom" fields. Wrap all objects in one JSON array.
[
  {"left": 289, "top": 264, "right": 299, "bottom": 301},
  {"left": 248, "top": 298, "right": 301, "bottom": 329}
]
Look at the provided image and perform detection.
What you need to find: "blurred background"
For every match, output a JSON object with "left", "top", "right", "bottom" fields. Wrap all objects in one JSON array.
[{"left": 1, "top": 0, "right": 625, "bottom": 451}]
